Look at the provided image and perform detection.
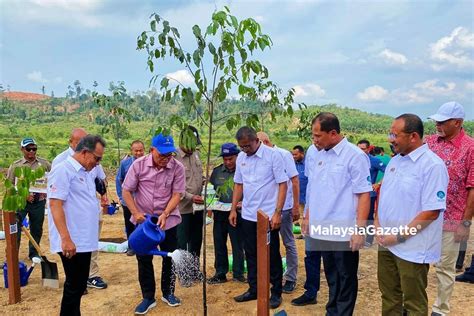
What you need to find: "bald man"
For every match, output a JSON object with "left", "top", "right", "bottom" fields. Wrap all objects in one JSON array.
[
  {"left": 52, "top": 128, "right": 109, "bottom": 291},
  {"left": 257, "top": 131, "right": 300, "bottom": 293}
]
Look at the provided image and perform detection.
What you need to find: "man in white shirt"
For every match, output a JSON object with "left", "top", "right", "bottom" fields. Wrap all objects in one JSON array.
[
  {"left": 229, "top": 126, "right": 288, "bottom": 309},
  {"left": 292, "top": 142, "right": 323, "bottom": 306},
  {"left": 257, "top": 131, "right": 300, "bottom": 294},
  {"left": 305, "top": 112, "right": 372, "bottom": 316},
  {"left": 52, "top": 127, "right": 109, "bottom": 290},
  {"left": 48, "top": 135, "right": 106, "bottom": 315},
  {"left": 376, "top": 114, "right": 449, "bottom": 316}
]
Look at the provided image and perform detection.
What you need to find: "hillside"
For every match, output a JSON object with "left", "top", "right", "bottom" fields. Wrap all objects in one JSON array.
[{"left": 2, "top": 91, "right": 50, "bottom": 102}]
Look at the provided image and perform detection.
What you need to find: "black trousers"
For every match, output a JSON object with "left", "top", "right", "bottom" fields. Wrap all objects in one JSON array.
[
  {"left": 241, "top": 217, "right": 282, "bottom": 297},
  {"left": 213, "top": 210, "right": 245, "bottom": 278},
  {"left": 317, "top": 239, "right": 359, "bottom": 316},
  {"left": 17, "top": 199, "right": 46, "bottom": 258},
  {"left": 177, "top": 211, "right": 203, "bottom": 258},
  {"left": 136, "top": 225, "right": 178, "bottom": 299},
  {"left": 366, "top": 196, "right": 377, "bottom": 244},
  {"left": 122, "top": 205, "right": 136, "bottom": 239},
  {"left": 59, "top": 251, "right": 92, "bottom": 316}
]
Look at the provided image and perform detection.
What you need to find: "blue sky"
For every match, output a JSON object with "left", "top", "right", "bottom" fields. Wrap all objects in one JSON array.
[{"left": 1, "top": 0, "right": 473, "bottom": 119}]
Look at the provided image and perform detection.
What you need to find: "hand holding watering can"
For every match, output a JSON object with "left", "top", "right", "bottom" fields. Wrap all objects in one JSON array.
[{"left": 104, "top": 200, "right": 119, "bottom": 215}]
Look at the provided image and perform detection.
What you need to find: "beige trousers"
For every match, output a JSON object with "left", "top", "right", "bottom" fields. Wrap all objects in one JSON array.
[
  {"left": 432, "top": 231, "right": 461, "bottom": 315},
  {"left": 89, "top": 219, "right": 103, "bottom": 278}
]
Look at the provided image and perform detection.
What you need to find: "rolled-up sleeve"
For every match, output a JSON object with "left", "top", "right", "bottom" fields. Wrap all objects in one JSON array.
[
  {"left": 421, "top": 163, "right": 449, "bottom": 211},
  {"left": 173, "top": 164, "right": 186, "bottom": 194},
  {"left": 272, "top": 151, "right": 289, "bottom": 184},
  {"left": 122, "top": 161, "right": 139, "bottom": 192},
  {"left": 350, "top": 153, "right": 372, "bottom": 194},
  {"left": 47, "top": 167, "right": 71, "bottom": 201},
  {"left": 234, "top": 154, "right": 243, "bottom": 184}
]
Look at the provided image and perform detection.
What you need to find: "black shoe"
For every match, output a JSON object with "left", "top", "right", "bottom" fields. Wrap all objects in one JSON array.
[
  {"left": 234, "top": 291, "right": 257, "bottom": 302},
  {"left": 455, "top": 273, "right": 474, "bottom": 283},
  {"left": 207, "top": 275, "right": 227, "bottom": 284},
  {"left": 296, "top": 235, "right": 304, "bottom": 239},
  {"left": 269, "top": 295, "right": 282, "bottom": 309},
  {"left": 282, "top": 281, "right": 296, "bottom": 294},
  {"left": 232, "top": 275, "right": 247, "bottom": 283},
  {"left": 291, "top": 293, "right": 317, "bottom": 306},
  {"left": 431, "top": 312, "right": 442, "bottom": 316}
]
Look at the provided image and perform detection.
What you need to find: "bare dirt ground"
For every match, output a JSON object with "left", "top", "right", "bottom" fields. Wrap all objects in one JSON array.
[{"left": 2, "top": 182, "right": 474, "bottom": 315}]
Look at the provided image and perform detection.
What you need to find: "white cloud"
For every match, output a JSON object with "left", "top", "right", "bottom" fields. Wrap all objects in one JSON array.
[
  {"left": 293, "top": 83, "right": 326, "bottom": 98},
  {"left": 356, "top": 85, "right": 389, "bottom": 101},
  {"left": 378, "top": 48, "right": 408, "bottom": 65},
  {"left": 413, "top": 79, "right": 456, "bottom": 96},
  {"left": 430, "top": 26, "right": 474, "bottom": 68},
  {"left": 358, "top": 79, "right": 460, "bottom": 104},
  {"left": 54, "top": 76, "right": 63, "bottom": 83},
  {"left": 26, "top": 71, "right": 48, "bottom": 83},
  {"left": 165, "top": 70, "right": 194, "bottom": 85}
]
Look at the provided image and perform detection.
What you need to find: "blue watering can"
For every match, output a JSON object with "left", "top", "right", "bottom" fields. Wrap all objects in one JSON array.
[
  {"left": 2, "top": 260, "right": 37, "bottom": 288},
  {"left": 128, "top": 215, "right": 170, "bottom": 257}
]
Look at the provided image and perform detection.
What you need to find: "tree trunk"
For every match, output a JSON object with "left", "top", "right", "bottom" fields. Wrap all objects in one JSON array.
[{"left": 3, "top": 211, "right": 21, "bottom": 304}]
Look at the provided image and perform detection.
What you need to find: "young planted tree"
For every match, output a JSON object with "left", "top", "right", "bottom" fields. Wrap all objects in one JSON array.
[
  {"left": 93, "top": 81, "right": 132, "bottom": 165},
  {"left": 1, "top": 167, "right": 45, "bottom": 304},
  {"left": 137, "top": 7, "right": 294, "bottom": 314}
]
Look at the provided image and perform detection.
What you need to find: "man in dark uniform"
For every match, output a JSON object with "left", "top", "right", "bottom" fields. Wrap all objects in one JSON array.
[
  {"left": 207, "top": 143, "right": 246, "bottom": 284},
  {"left": 7, "top": 137, "right": 52, "bottom": 261}
]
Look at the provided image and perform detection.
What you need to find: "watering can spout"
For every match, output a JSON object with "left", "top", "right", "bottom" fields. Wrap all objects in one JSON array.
[{"left": 128, "top": 215, "right": 170, "bottom": 257}]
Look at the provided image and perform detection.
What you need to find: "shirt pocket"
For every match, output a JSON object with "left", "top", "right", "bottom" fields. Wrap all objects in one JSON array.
[
  {"left": 328, "top": 164, "right": 349, "bottom": 190},
  {"left": 396, "top": 172, "right": 420, "bottom": 204},
  {"left": 157, "top": 176, "right": 173, "bottom": 196}
]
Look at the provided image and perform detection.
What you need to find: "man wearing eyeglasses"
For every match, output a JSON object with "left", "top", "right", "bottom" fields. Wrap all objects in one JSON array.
[
  {"left": 47, "top": 135, "right": 106, "bottom": 315},
  {"left": 52, "top": 127, "right": 109, "bottom": 291},
  {"left": 122, "top": 133, "right": 185, "bottom": 313},
  {"left": 7, "top": 137, "right": 51, "bottom": 262},
  {"left": 424, "top": 102, "right": 474, "bottom": 315}
]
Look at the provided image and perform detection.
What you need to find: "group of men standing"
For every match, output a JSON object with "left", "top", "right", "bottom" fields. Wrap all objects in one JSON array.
[{"left": 7, "top": 100, "right": 473, "bottom": 315}]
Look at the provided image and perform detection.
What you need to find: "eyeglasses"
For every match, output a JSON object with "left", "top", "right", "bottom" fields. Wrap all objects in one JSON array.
[
  {"left": 388, "top": 132, "right": 410, "bottom": 140},
  {"left": 158, "top": 152, "right": 175, "bottom": 159},
  {"left": 25, "top": 147, "right": 37, "bottom": 152},
  {"left": 90, "top": 152, "right": 103, "bottom": 162}
]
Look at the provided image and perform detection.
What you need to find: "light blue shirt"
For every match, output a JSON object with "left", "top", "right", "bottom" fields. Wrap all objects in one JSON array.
[
  {"left": 52, "top": 147, "right": 106, "bottom": 180},
  {"left": 378, "top": 144, "right": 448, "bottom": 264},
  {"left": 234, "top": 143, "right": 289, "bottom": 222},
  {"left": 47, "top": 156, "right": 99, "bottom": 253}
]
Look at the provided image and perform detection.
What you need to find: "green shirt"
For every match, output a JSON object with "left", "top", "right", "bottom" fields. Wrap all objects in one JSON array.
[
  {"left": 209, "top": 164, "right": 234, "bottom": 203},
  {"left": 375, "top": 154, "right": 391, "bottom": 183}
]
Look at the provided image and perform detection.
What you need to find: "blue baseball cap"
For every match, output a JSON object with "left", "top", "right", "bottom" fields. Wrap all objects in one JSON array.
[
  {"left": 20, "top": 137, "right": 37, "bottom": 147},
  {"left": 219, "top": 143, "right": 240, "bottom": 157},
  {"left": 151, "top": 134, "right": 176, "bottom": 154}
]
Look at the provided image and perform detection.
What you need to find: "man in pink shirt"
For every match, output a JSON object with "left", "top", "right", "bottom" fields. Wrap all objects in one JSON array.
[
  {"left": 426, "top": 101, "right": 474, "bottom": 316},
  {"left": 122, "top": 134, "right": 186, "bottom": 314}
]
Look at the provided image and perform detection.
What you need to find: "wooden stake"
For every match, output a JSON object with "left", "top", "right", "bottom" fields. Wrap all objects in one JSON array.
[
  {"left": 257, "top": 210, "right": 269, "bottom": 316},
  {"left": 3, "top": 211, "right": 21, "bottom": 304}
]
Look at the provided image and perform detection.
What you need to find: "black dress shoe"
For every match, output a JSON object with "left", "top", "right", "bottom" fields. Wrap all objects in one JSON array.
[
  {"left": 207, "top": 275, "right": 227, "bottom": 284},
  {"left": 291, "top": 293, "right": 317, "bottom": 306},
  {"left": 232, "top": 275, "right": 247, "bottom": 283},
  {"left": 234, "top": 291, "right": 257, "bottom": 302},
  {"left": 282, "top": 281, "right": 296, "bottom": 293},
  {"left": 270, "top": 295, "right": 282, "bottom": 309},
  {"left": 455, "top": 272, "right": 474, "bottom": 283}
]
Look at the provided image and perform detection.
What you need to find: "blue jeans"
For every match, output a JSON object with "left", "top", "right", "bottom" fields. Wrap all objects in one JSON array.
[{"left": 303, "top": 237, "right": 321, "bottom": 299}]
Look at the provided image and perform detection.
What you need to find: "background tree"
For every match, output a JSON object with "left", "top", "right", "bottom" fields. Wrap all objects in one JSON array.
[
  {"left": 41, "top": 85, "right": 45, "bottom": 95},
  {"left": 137, "top": 7, "right": 294, "bottom": 314},
  {"left": 93, "top": 81, "right": 132, "bottom": 165}
]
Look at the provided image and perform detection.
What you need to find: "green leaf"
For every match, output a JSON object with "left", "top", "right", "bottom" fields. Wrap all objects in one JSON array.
[
  {"left": 208, "top": 42, "right": 216, "bottom": 55},
  {"left": 147, "top": 59, "right": 154, "bottom": 72},
  {"left": 151, "top": 20, "right": 156, "bottom": 32},
  {"left": 229, "top": 55, "right": 235, "bottom": 69},
  {"left": 14, "top": 167, "right": 22, "bottom": 178},
  {"left": 171, "top": 27, "right": 180, "bottom": 38},
  {"left": 154, "top": 49, "right": 161, "bottom": 58},
  {"left": 193, "top": 49, "right": 201, "bottom": 67},
  {"left": 168, "top": 37, "right": 175, "bottom": 48},
  {"left": 5, "top": 178, "right": 13, "bottom": 189},
  {"left": 230, "top": 15, "right": 238, "bottom": 29},
  {"left": 239, "top": 49, "right": 247, "bottom": 63},
  {"left": 192, "top": 25, "right": 202, "bottom": 38},
  {"left": 160, "top": 77, "right": 169, "bottom": 89}
]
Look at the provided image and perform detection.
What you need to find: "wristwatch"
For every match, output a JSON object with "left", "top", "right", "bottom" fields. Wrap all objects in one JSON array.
[
  {"left": 274, "top": 208, "right": 282, "bottom": 215},
  {"left": 396, "top": 232, "right": 406, "bottom": 243},
  {"left": 462, "top": 220, "right": 472, "bottom": 228}
]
